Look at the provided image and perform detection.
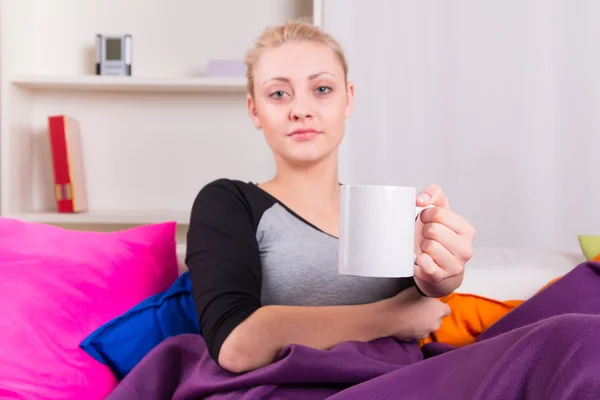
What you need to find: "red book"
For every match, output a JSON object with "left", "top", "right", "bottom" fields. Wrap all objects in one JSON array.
[{"left": 48, "top": 115, "right": 88, "bottom": 213}]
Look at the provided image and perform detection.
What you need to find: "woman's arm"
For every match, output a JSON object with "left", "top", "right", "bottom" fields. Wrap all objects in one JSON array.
[
  {"left": 218, "top": 301, "right": 388, "bottom": 373},
  {"left": 219, "top": 285, "right": 449, "bottom": 373},
  {"left": 186, "top": 180, "right": 265, "bottom": 366}
]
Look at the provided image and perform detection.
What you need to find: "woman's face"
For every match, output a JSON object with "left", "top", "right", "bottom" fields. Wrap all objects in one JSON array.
[{"left": 248, "top": 40, "right": 354, "bottom": 167}]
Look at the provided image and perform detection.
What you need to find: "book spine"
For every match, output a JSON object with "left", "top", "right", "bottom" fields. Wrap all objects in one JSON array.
[{"left": 48, "top": 115, "right": 74, "bottom": 213}]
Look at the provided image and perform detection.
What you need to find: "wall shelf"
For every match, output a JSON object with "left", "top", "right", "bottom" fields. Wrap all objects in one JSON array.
[{"left": 10, "top": 75, "right": 248, "bottom": 94}]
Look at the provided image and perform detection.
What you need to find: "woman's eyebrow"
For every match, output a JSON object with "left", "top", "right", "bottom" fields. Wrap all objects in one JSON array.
[
  {"left": 308, "top": 72, "right": 335, "bottom": 79},
  {"left": 261, "top": 72, "right": 336, "bottom": 86}
]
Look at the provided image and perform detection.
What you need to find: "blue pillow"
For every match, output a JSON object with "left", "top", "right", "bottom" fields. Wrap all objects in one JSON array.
[{"left": 80, "top": 271, "right": 199, "bottom": 379}]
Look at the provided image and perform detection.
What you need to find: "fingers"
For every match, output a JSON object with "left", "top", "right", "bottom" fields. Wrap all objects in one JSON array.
[
  {"left": 414, "top": 184, "right": 476, "bottom": 294},
  {"left": 421, "top": 221, "right": 473, "bottom": 261},
  {"left": 419, "top": 238, "right": 465, "bottom": 276},
  {"left": 416, "top": 184, "right": 449, "bottom": 208},
  {"left": 420, "top": 206, "right": 476, "bottom": 239},
  {"left": 442, "top": 302, "right": 451, "bottom": 317},
  {"left": 414, "top": 252, "right": 448, "bottom": 283}
]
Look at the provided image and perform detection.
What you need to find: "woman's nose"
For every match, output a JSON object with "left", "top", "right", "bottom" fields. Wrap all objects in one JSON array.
[
  {"left": 289, "top": 95, "right": 314, "bottom": 120},
  {"left": 291, "top": 109, "right": 313, "bottom": 120}
]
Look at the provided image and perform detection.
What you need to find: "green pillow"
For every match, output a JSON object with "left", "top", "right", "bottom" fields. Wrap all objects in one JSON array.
[{"left": 578, "top": 235, "right": 600, "bottom": 260}]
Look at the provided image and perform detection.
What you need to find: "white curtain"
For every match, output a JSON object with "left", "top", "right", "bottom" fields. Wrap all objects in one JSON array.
[{"left": 324, "top": 0, "right": 600, "bottom": 252}]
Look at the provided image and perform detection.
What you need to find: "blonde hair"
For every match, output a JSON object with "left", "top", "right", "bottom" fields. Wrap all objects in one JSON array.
[{"left": 244, "top": 18, "right": 349, "bottom": 97}]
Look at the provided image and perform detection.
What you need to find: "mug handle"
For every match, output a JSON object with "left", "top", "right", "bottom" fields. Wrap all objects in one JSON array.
[{"left": 413, "top": 205, "right": 435, "bottom": 263}]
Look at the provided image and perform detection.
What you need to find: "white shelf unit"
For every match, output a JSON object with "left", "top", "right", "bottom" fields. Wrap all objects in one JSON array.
[
  {"left": 0, "top": 0, "right": 323, "bottom": 228},
  {"left": 9, "top": 75, "right": 249, "bottom": 94}
]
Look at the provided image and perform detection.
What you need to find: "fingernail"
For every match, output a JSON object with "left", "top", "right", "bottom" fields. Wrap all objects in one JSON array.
[{"left": 417, "top": 193, "right": 431, "bottom": 203}]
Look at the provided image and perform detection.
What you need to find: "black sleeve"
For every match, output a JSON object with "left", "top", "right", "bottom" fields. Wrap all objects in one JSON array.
[{"left": 185, "top": 179, "right": 263, "bottom": 363}]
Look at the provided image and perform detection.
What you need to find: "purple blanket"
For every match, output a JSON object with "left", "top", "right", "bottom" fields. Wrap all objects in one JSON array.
[{"left": 107, "top": 261, "right": 600, "bottom": 399}]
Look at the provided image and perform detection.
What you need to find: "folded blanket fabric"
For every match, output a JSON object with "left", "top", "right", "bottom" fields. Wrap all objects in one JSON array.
[
  {"left": 418, "top": 276, "right": 562, "bottom": 347},
  {"left": 105, "top": 261, "right": 600, "bottom": 400}
]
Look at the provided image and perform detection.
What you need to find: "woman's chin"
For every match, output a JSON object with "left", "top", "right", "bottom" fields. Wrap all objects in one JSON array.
[{"left": 279, "top": 147, "right": 336, "bottom": 167}]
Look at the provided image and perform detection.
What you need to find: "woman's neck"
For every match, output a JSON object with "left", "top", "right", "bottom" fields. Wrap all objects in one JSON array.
[{"left": 269, "top": 152, "right": 340, "bottom": 210}]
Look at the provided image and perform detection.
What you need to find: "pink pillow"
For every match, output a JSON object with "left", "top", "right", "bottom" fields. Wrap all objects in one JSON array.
[{"left": 0, "top": 217, "right": 179, "bottom": 399}]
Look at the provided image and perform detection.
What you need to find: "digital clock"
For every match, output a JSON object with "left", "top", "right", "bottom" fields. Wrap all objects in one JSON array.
[{"left": 95, "top": 34, "right": 132, "bottom": 76}]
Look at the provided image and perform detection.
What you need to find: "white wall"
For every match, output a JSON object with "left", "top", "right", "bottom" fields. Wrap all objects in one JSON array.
[{"left": 326, "top": 0, "right": 600, "bottom": 252}]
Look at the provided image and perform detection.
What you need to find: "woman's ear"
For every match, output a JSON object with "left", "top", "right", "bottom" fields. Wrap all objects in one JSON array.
[
  {"left": 344, "top": 82, "right": 355, "bottom": 119},
  {"left": 247, "top": 94, "right": 262, "bottom": 130}
]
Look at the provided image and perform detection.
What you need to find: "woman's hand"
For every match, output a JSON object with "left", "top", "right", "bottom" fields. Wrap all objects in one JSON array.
[
  {"left": 381, "top": 286, "right": 451, "bottom": 341},
  {"left": 413, "top": 184, "right": 476, "bottom": 297}
]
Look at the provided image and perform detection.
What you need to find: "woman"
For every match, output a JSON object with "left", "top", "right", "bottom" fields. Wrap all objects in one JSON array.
[{"left": 185, "top": 19, "right": 476, "bottom": 374}]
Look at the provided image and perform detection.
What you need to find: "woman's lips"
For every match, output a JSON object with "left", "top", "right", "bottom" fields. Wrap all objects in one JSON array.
[{"left": 288, "top": 128, "right": 321, "bottom": 141}]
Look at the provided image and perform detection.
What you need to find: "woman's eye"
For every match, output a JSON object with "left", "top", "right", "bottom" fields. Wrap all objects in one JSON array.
[
  {"left": 270, "top": 90, "right": 286, "bottom": 99},
  {"left": 316, "top": 86, "right": 332, "bottom": 94}
]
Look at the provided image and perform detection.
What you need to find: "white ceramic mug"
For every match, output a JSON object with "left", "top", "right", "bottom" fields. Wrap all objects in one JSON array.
[{"left": 338, "top": 184, "right": 434, "bottom": 278}]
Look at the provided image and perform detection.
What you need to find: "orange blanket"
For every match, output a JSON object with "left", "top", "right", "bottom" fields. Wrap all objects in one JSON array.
[{"left": 418, "top": 277, "right": 562, "bottom": 347}]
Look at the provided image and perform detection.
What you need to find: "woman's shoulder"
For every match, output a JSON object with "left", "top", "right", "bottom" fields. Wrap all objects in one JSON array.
[
  {"left": 193, "top": 178, "right": 269, "bottom": 205},
  {"left": 195, "top": 177, "right": 253, "bottom": 197},
  {"left": 189, "top": 178, "right": 276, "bottom": 227}
]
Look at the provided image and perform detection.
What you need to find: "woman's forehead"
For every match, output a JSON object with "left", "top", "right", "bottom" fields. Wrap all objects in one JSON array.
[{"left": 254, "top": 42, "right": 343, "bottom": 83}]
